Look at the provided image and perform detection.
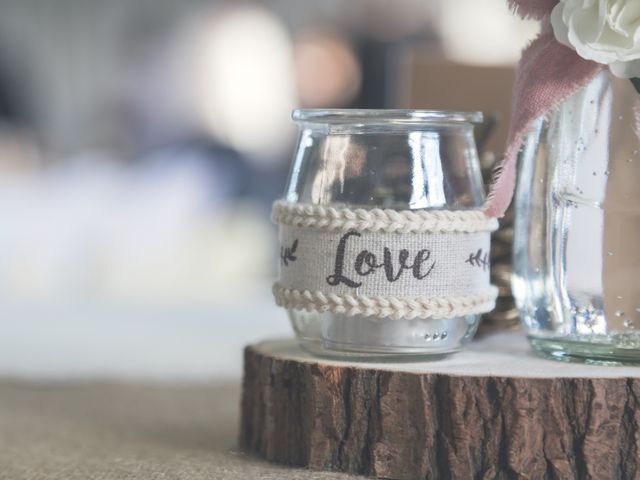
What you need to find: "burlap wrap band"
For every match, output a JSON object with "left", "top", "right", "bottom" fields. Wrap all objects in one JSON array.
[{"left": 272, "top": 201, "right": 499, "bottom": 320}]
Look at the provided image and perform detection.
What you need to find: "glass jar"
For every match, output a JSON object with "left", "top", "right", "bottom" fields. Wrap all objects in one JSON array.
[
  {"left": 513, "top": 70, "right": 640, "bottom": 364},
  {"left": 277, "top": 109, "right": 491, "bottom": 358}
]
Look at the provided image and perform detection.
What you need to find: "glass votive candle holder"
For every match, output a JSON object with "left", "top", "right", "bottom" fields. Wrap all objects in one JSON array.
[{"left": 273, "top": 109, "right": 498, "bottom": 358}]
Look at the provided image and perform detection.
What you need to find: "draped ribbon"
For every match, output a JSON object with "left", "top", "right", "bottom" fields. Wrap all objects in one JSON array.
[{"left": 483, "top": 0, "right": 605, "bottom": 218}]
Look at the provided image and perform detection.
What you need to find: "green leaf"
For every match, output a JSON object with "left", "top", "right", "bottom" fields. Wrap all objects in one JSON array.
[{"left": 632, "top": 78, "right": 640, "bottom": 95}]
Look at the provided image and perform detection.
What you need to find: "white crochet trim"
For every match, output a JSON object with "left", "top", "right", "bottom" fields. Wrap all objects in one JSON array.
[
  {"left": 273, "top": 283, "right": 498, "bottom": 320},
  {"left": 272, "top": 201, "right": 498, "bottom": 234}
]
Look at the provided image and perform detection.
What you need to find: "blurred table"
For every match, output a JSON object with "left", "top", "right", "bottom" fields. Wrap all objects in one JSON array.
[
  {"left": 0, "top": 379, "right": 362, "bottom": 480},
  {"left": 0, "top": 291, "right": 289, "bottom": 380},
  {"left": 0, "top": 292, "right": 362, "bottom": 478},
  {"left": 0, "top": 291, "right": 363, "bottom": 478}
]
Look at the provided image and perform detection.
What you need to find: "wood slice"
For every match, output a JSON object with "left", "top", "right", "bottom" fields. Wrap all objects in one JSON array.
[{"left": 240, "top": 332, "right": 640, "bottom": 480}]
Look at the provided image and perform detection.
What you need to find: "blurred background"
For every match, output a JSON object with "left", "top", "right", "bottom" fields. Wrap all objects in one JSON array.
[{"left": 0, "top": 0, "right": 537, "bottom": 380}]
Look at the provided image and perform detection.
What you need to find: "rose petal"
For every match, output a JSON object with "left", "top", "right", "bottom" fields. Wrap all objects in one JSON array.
[
  {"left": 610, "top": 58, "right": 640, "bottom": 78},
  {"left": 608, "top": 0, "right": 640, "bottom": 39},
  {"left": 551, "top": 3, "right": 572, "bottom": 47}
]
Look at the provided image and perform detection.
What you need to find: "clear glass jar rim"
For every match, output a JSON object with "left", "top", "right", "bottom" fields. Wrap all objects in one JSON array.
[{"left": 292, "top": 108, "right": 483, "bottom": 124}]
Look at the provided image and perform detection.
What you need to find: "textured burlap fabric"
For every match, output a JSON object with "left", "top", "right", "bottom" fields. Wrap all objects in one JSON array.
[
  {"left": 279, "top": 227, "right": 492, "bottom": 298},
  {"left": 0, "top": 380, "right": 361, "bottom": 480}
]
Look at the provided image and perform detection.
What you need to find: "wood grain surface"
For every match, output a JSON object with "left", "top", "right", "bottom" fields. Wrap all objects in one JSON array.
[{"left": 240, "top": 334, "right": 640, "bottom": 479}]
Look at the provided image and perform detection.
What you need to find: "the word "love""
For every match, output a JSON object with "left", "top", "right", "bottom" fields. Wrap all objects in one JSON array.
[{"left": 326, "top": 230, "right": 435, "bottom": 288}]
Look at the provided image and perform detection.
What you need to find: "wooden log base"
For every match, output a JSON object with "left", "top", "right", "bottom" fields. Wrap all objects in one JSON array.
[{"left": 240, "top": 332, "right": 640, "bottom": 480}]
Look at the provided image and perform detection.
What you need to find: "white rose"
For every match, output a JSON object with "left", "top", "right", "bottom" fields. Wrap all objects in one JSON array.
[{"left": 551, "top": 0, "right": 640, "bottom": 78}]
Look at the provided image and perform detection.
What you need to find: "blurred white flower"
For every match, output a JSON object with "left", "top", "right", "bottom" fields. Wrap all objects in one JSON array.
[{"left": 551, "top": 0, "right": 640, "bottom": 78}]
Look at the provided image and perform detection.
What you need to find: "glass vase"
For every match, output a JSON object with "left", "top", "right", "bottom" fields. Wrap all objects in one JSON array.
[
  {"left": 277, "top": 109, "right": 492, "bottom": 358},
  {"left": 513, "top": 70, "right": 640, "bottom": 364}
]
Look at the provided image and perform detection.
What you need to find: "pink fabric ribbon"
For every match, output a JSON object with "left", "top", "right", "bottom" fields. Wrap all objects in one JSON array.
[{"left": 483, "top": 0, "right": 605, "bottom": 218}]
